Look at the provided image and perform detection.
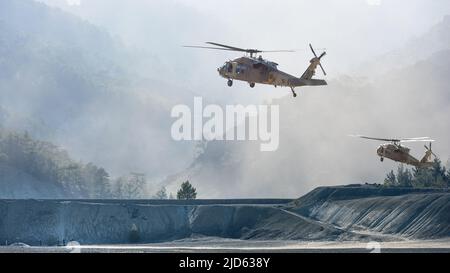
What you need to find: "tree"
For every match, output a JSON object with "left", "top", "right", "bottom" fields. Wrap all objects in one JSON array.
[
  {"left": 412, "top": 167, "right": 433, "bottom": 188},
  {"left": 82, "top": 163, "right": 111, "bottom": 198},
  {"left": 177, "top": 181, "right": 197, "bottom": 200},
  {"left": 112, "top": 174, "right": 146, "bottom": 199},
  {"left": 155, "top": 186, "right": 168, "bottom": 200},
  {"left": 111, "top": 176, "right": 127, "bottom": 198},
  {"left": 384, "top": 170, "right": 397, "bottom": 186},
  {"left": 446, "top": 168, "right": 450, "bottom": 188},
  {"left": 396, "top": 164, "right": 413, "bottom": 187},
  {"left": 412, "top": 159, "right": 447, "bottom": 188},
  {"left": 430, "top": 158, "right": 447, "bottom": 188},
  {"left": 93, "top": 167, "right": 111, "bottom": 198}
]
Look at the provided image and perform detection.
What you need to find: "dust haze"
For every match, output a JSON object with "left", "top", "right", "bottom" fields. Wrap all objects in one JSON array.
[{"left": 2, "top": 0, "right": 450, "bottom": 198}]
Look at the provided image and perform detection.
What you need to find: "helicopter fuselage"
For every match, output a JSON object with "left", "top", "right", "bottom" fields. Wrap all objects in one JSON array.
[
  {"left": 218, "top": 56, "right": 324, "bottom": 88},
  {"left": 376, "top": 143, "right": 431, "bottom": 167},
  {"left": 351, "top": 135, "right": 435, "bottom": 168},
  {"left": 184, "top": 42, "right": 327, "bottom": 97}
]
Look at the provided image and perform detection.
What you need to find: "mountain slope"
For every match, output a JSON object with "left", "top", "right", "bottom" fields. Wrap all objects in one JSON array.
[
  {"left": 359, "top": 15, "right": 450, "bottom": 77},
  {"left": 0, "top": 129, "right": 113, "bottom": 198},
  {"left": 0, "top": 0, "right": 194, "bottom": 178},
  {"left": 0, "top": 163, "right": 66, "bottom": 198}
]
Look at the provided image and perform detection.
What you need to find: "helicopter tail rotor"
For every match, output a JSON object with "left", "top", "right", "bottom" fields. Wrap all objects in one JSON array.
[
  {"left": 424, "top": 142, "right": 437, "bottom": 158},
  {"left": 309, "top": 43, "right": 327, "bottom": 76},
  {"left": 420, "top": 142, "right": 438, "bottom": 165}
]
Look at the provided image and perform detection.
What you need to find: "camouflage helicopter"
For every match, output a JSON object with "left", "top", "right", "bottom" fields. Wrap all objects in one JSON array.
[
  {"left": 351, "top": 135, "right": 437, "bottom": 168},
  {"left": 184, "top": 42, "right": 327, "bottom": 97}
]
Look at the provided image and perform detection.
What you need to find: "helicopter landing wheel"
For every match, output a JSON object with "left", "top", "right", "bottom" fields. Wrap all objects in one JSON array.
[
  {"left": 290, "top": 87, "right": 297, "bottom": 98},
  {"left": 249, "top": 82, "right": 255, "bottom": 88},
  {"left": 380, "top": 157, "right": 384, "bottom": 162},
  {"left": 227, "top": 79, "right": 233, "bottom": 87}
]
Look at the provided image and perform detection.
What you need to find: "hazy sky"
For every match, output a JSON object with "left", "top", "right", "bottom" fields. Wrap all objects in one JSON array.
[
  {"left": 39, "top": 0, "right": 450, "bottom": 76},
  {"left": 23, "top": 0, "right": 450, "bottom": 197}
]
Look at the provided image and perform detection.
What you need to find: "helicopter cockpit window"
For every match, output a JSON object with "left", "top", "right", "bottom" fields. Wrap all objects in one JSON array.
[{"left": 226, "top": 63, "right": 232, "bottom": 73}]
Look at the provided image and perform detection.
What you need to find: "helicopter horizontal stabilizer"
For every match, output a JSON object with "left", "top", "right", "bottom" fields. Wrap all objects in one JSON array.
[{"left": 301, "top": 79, "right": 327, "bottom": 86}]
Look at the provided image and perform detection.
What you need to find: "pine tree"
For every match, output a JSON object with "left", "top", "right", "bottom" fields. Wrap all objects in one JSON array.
[
  {"left": 177, "top": 181, "right": 197, "bottom": 200},
  {"left": 396, "top": 164, "right": 413, "bottom": 187},
  {"left": 384, "top": 170, "right": 397, "bottom": 186},
  {"left": 446, "top": 168, "right": 450, "bottom": 188},
  {"left": 430, "top": 158, "right": 446, "bottom": 188},
  {"left": 412, "top": 167, "right": 433, "bottom": 188},
  {"left": 412, "top": 159, "right": 447, "bottom": 188}
]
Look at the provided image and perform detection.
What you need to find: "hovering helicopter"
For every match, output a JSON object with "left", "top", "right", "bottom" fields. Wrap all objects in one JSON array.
[
  {"left": 184, "top": 42, "right": 327, "bottom": 97},
  {"left": 351, "top": 135, "right": 437, "bottom": 168}
]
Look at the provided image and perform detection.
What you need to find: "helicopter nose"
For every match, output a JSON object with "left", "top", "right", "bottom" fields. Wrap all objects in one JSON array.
[
  {"left": 218, "top": 66, "right": 224, "bottom": 76},
  {"left": 377, "top": 146, "right": 384, "bottom": 156}
]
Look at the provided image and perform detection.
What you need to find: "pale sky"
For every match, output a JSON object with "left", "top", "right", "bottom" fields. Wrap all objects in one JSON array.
[
  {"left": 27, "top": 0, "right": 450, "bottom": 197},
  {"left": 33, "top": 0, "right": 450, "bottom": 108},
  {"left": 39, "top": 0, "right": 450, "bottom": 76}
]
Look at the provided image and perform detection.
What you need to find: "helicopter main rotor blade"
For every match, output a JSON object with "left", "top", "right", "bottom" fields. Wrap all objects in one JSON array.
[
  {"left": 402, "top": 137, "right": 432, "bottom": 140},
  {"left": 261, "top": 50, "right": 296, "bottom": 53},
  {"left": 185, "top": 42, "right": 296, "bottom": 55},
  {"left": 350, "top": 135, "right": 434, "bottom": 143},
  {"left": 183, "top": 45, "right": 237, "bottom": 51},
  {"left": 349, "top": 135, "right": 401, "bottom": 142},
  {"left": 400, "top": 139, "right": 435, "bottom": 143},
  {"left": 206, "top": 42, "right": 251, "bottom": 52},
  {"left": 207, "top": 42, "right": 295, "bottom": 53}
]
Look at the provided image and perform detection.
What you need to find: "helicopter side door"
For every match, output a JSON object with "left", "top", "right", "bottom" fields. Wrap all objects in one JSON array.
[{"left": 230, "top": 62, "right": 248, "bottom": 80}]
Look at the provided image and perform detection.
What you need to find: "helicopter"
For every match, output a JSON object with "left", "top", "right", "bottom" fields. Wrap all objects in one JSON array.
[
  {"left": 184, "top": 42, "right": 327, "bottom": 97},
  {"left": 350, "top": 135, "right": 437, "bottom": 168}
]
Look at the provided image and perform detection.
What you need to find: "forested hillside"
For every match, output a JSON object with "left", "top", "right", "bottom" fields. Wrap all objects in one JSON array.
[{"left": 0, "top": 129, "right": 147, "bottom": 198}]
